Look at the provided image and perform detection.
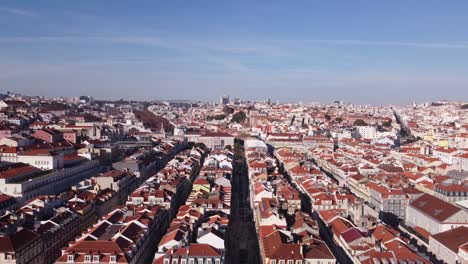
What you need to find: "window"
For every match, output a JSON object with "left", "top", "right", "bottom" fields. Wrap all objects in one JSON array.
[
  {"left": 84, "top": 255, "right": 91, "bottom": 263},
  {"left": 189, "top": 259, "right": 195, "bottom": 264},
  {"left": 67, "top": 255, "right": 74, "bottom": 263},
  {"left": 288, "top": 261, "right": 293, "bottom": 264},
  {"left": 164, "top": 260, "right": 170, "bottom": 264},
  {"left": 110, "top": 255, "right": 117, "bottom": 263},
  {"left": 92, "top": 255, "right": 99, "bottom": 262},
  {"left": 198, "top": 259, "right": 204, "bottom": 264},
  {"left": 271, "top": 261, "right": 276, "bottom": 264}
]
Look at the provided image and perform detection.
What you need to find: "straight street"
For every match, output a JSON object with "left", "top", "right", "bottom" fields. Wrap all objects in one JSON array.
[{"left": 225, "top": 142, "right": 261, "bottom": 264}]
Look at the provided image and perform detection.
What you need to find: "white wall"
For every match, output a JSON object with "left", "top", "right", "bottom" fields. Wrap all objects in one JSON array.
[
  {"left": 17, "top": 154, "right": 63, "bottom": 170},
  {"left": 429, "top": 237, "right": 457, "bottom": 264}
]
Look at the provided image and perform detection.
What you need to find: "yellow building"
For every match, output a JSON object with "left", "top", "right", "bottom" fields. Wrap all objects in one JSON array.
[{"left": 192, "top": 178, "right": 211, "bottom": 192}]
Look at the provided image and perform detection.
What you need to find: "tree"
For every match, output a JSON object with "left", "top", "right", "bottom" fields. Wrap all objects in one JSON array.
[
  {"left": 195, "top": 142, "right": 207, "bottom": 150},
  {"left": 231, "top": 111, "right": 247, "bottom": 123},
  {"left": 301, "top": 117, "right": 307, "bottom": 128},
  {"left": 223, "top": 106, "right": 234, "bottom": 114},
  {"left": 290, "top": 115, "right": 296, "bottom": 126},
  {"left": 214, "top": 114, "right": 226, "bottom": 120},
  {"left": 335, "top": 117, "right": 343, "bottom": 123},
  {"left": 353, "top": 119, "right": 368, "bottom": 126},
  {"left": 233, "top": 142, "right": 243, "bottom": 159},
  {"left": 382, "top": 119, "right": 392, "bottom": 127},
  {"left": 207, "top": 114, "right": 226, "bottom": 121},
  {"left": 324, "top": 114, "right": 331, "bottom": 121}
]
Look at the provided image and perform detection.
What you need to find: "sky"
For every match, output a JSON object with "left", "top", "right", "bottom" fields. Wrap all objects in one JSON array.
[{"left": 0, "top": 1, "right": 467, "bottom": 104}]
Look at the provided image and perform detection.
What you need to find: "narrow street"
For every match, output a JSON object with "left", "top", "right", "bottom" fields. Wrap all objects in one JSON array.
[{"left": 225, "top": 141, "right": 261, "bottom": 264}]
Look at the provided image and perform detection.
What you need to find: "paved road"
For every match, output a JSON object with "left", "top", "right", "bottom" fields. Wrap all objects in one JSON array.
[{"left": 225, "top": 144, "right": 261, "bottom": 264}]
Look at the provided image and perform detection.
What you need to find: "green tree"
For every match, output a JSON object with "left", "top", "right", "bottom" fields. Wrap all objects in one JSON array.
[
  {"left": 231, "top": 111, "right": 247, "bottom": 123},
  {"left": 290, "top": 115, "right": 296, "bottom": 126},
  {"left": 353, "top": 119, "right": 368, "bottom": 126},
  {"left": 207, "top": 114, "right": 226, "bottom": 121},
  {"left": 195, "top": 142, "right": 207, "bottom": 150},
  {"left": 223, "top": 106, "right": 234, "bottom": 114},
  {"left": 215, "top": 114, "right": 226, "bottom": 120}
]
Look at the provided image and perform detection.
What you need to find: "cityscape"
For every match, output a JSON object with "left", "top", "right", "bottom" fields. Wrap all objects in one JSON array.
[
  {"left": 0, "top": 93, "right": 465, "bottom": 264},
  {"left": 0, "top": 2, "right": 468, "bottom": 264}
]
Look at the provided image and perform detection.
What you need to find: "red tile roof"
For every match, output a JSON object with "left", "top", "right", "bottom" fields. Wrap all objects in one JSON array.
[
  {"left": 98, "top": 170, "right": 127, "bottom": 180},
  {"left": 0, "top": 228, "right": 40, "bottom": 252},
  {"left": 0, "top": 163, "right": 41, "bottom": 179},
  {"left": 431, "top": 226, "right": 468, "bottom": 253},
  {"left": 303, "top": 239, "right": 335, "bottom": 260},
  {"left": 188, "top": 244, "right": 221, "bottom": 257},
  {"left": 409, "top": 194, "right": 462, "bottom": 222},
  {"left": 371, "top": 225, "right": 398, "bottom": 244},
  {"left": 200, "top": 131, "right": 234, "bottom": 138},
  {"left": 262, "top": 230, "right": 302, "bottom": 260},
  {"left": 341, "top": 228, "right": 363, "bottom": 243},
  {"left": 0, "top": 194, "right": 14, "bottom": 204}
]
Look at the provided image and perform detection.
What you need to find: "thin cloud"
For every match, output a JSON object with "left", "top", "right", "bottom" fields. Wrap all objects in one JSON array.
[
  {"left": 0, "top": 36, "right": 180, "bottom": 50},
  {"left": 0, "top": 35, "right": 285, "bottom": 57},
  {"left": 304, "top": 39, "right": 468, "bottom": 49},
  {"left": 2, "top": 35, "right": 468, "bottom": 52},
  {"left": 0, "top": 7, "right": 39, "bottom": 17}
]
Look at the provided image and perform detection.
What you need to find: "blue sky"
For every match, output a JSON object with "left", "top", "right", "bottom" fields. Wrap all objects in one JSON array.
[{"left": 0, "top": 1, "right": 467, "bottom": 104}]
